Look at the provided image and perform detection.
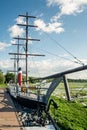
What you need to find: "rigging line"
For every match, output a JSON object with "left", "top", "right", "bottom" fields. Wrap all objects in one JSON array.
[
  {"left": 46, "top": 33, "right": 84, "bottom": 66},
  {"left": 29, "top": 10, "right": 84, "bottom": 65},
  {"left": 40, "top": 31, "right": 84, "bottom": 66},
  {"left": 36, "top": 46, "right": 85, "bottom": 65},
  {"left": 32, "top": 46, "right": 82, "bottom": 65}
]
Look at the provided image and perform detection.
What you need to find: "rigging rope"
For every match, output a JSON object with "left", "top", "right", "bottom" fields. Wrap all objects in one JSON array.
[
  {"left": 29, "top": 10, "right": 85, "bottom": 66},
  {"left": 33, "top": 17, "right": 84, "bottom": 66},
  {"left": 43, "top": 32, "right": 85, "bottom": 66},
  {"left": 32, "top": 46, "right": 84, "bottom": 65}
]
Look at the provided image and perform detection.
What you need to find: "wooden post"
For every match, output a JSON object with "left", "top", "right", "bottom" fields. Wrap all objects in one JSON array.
[{"left": 63, "top": 75, "right": 71, "bottom": 101}]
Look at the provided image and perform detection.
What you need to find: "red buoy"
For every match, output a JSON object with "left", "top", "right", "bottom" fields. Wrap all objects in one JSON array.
[{"left": 18, "top": 67, "right": 22, "bottom": 87}]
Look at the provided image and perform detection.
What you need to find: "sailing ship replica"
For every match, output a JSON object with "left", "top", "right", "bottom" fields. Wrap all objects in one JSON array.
[{"left": 7, "top": 12, "right": 87, "bottom": 130}]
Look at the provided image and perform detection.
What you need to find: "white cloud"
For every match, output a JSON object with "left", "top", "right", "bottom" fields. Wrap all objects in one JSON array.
[
  {"left": 28, "top": 58, "right": 87, "bottom": 79},
  {"left": 16, "top": 17, "right": 25, "bottom": 24},
  {"left": 0, "top": 56, "right": 87, "bottom": 79},
  {"left": 10, "top": 40, "right": 16, "bottom": 44},
  {"left": 47, "top": 0, "right": 87, "bottom": 21},
  {"left": 8, "top": 25, "right": 25, "bottom": 37},
  {"left": 34, "top": 19, "right": 64, "bottom": 33},
  {"left": 0, "top": 59, "right": 13, "bottom": 69},
  {"left": 61, "top": 2, "right": 82, "bottom": 15},
  {"left": 19, "top": 58, "right": 73, "bottom": 77},
  {"left": 0, "top": 42, "right": 10, "bottom": 51},
  {"left": 8, "top": 16, "right": 26, "bottom": 38}
]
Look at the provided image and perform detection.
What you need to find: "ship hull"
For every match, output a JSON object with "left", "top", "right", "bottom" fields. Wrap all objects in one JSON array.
[{"left": 16, "top": 95, "right": 46, "bottom": 109}]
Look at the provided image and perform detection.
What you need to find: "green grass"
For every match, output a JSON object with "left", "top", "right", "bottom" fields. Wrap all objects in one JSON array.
[
  {"left": 0, "top": 84, "right": 7, "bottom": 88},
  {"left": 69, "top": 82, "right": 87, "bottom": 88},
  {"left": 50, "top": 96, "right": 87, "bottom": 130}
]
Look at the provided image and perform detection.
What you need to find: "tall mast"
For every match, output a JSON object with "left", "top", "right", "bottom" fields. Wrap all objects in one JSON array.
[
  {"left": 25, "top": 12, "right": 29, "bottom": 83},
  {"left": 9, "top": 36, "right": 24, "bottom": 83},
  {"left": 17, "top": 35, "right": 20, "bottom": 70},
  {"left": 17, "top": 12, "right": 40, "bottom": 84},
  {"left": 9, "top": 12, "right": 45, "bottom": 85},
  {"left": 14, "top": 55, "right": 16, "bottom": 83},
  {"left": 11, "top": 36, "right": 24, "bottom": 70}
]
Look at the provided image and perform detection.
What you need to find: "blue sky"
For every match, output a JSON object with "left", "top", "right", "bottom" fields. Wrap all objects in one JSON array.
[{"left": 0, "top": 0, "right": 87, "bottom": 78}]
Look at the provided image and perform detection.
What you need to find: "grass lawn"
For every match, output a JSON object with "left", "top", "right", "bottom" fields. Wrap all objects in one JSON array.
[
  {"left": 51, "top": 81, "right": 87, "bottom": 129},
  {"left": 50, "top": 96, "right": 87, "bottom": 130}
]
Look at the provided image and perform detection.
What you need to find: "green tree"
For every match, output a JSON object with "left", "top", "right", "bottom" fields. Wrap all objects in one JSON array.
[
  {"left": 5, "top": 72, "right": 15, "bottom": 83},
  {"left": 0, "top": 71, "right": 5, "bottom": 84}
]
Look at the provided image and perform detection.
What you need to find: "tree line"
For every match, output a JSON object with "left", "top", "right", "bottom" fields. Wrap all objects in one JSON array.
[
  {"left": 0, "top": 70, "right": 15, "bottom": 84},
  {"left": 0, "top": 70, "right": 35, "bottom": 84}
]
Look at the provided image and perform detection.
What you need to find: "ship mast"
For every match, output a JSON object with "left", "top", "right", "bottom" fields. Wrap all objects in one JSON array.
[
  {"left": 9, "top": 12, "right": 45, "bottom": 84},
  {"left": 16, "top": 12, "right": 40, "bottom": 84}
]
